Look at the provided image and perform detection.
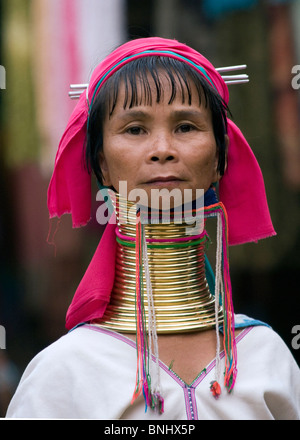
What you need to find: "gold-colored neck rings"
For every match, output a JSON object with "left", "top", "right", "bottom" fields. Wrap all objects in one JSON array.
[{"left": 96, "top": 194, "right": 223, "bottom": 334}]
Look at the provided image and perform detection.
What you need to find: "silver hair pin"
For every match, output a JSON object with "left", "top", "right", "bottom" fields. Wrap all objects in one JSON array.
[
  {"left": 68, "top": 84, "right": 89, "bottom": 99},
  {"left": 216, "top": 64, "right": 247, "bottom": 72},
  {"left": 216, "top": 64, "right": 249, "bottom": 85},
  {"left": 68, "top": 64, "right": 249, "bottom": 99}
]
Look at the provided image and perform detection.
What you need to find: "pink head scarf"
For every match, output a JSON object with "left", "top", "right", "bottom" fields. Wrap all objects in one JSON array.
[{"left": 47, "top": 37, "right": 276, "bottom": 329}]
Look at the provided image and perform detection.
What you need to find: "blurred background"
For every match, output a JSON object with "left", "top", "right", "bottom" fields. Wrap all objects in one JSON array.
[{"left": 0, "top": 0, "right": 299, "bottom": 416}]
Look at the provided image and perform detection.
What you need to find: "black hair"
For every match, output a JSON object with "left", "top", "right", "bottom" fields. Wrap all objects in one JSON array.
[{"left": 86, "top": 56, "right": 229, "bottom": 185}]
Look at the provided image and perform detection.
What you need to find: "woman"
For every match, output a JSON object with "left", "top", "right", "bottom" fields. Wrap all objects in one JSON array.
[{"left": 6, "top": 37, "right": 300, "bottom": 419}]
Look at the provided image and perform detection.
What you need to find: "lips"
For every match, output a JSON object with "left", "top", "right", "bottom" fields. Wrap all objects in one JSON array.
[{"left": 146, "top": 176, "right": 183, "bottom": 184}]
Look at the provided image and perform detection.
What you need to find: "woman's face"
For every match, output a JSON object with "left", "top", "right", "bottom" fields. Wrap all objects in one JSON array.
[{"left": 100, "top": 73, "right": 222, "bottom": 208}]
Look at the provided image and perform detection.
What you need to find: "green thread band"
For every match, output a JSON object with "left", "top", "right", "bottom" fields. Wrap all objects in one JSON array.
[{"left": 116, "top": 235, "right": 208, "bottom": 249}]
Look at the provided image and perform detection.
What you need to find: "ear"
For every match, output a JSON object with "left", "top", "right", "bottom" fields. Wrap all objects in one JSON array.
[
  {"left": 99, "top": 152, "right": 112, "bottom": 187},
  {"left": 214, "top": 134, "right": 229, "bottom": 183},
  {"left": 223, "top": 134, "right": 229, "bottom": 174}
]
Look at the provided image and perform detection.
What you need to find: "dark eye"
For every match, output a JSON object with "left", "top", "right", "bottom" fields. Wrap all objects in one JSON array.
[
  {"left": 127, "top": 126, "right": 144, "bottom": 135},
  {"left": 177, "top": 124, "right": 194, "bottom": 133}
]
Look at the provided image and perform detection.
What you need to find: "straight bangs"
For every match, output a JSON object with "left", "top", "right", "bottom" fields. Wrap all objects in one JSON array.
[{"left": 102, "top": 56, "right": 212, "bottom": 117}]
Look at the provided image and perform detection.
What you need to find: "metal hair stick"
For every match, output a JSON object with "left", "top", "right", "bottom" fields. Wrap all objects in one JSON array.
[
  {"left": 216, "top": 64, "right": 247, "bottom": 73},
  {"left": 225, "top": 79, "right": 249, "bottom": 85},
  {"left": 68, "top": 64, "right": 249, "bottom": 98},
  {"left": 70, "top": 84, "right": 89, "bottom": 89},
  {"left": 221, "top": 74, "right": 249, "bottom": 80}
]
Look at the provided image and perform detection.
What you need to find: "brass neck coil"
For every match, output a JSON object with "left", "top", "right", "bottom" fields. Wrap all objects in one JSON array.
[{"left": 95, "top": 194, "right": 223, "bottom": 334}]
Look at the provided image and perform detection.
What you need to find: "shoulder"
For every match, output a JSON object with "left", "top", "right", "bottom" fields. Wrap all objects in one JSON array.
[
  {"left": 234, "top": 315, "right": 300, "bottom": 379},
  {"left": 234, "top": 314, "right": 293, "bottom": 354},
  {"left": 6, "top": 325, "right": 136, "bottom": 418},
  {"left": 233, "top": 315, "right": 300, "bottom": 420},
  {"left": 23, "top": 324, "right": 135, "bottom": 375},
  {"left": 234, "top": 313, "right": 271, "bottom": 330}
]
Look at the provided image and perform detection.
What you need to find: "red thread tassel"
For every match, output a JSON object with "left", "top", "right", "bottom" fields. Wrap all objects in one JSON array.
[{"left": 210, "top": 381, "right": 221, "bottom": 399}]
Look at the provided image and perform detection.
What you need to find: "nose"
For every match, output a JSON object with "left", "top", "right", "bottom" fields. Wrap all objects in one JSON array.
[
  {"left": 151, "top": 153, "right": 175, "bottom": 162},
  {"left": 147, "top": 131, "right": 178, "bottom": 163}
]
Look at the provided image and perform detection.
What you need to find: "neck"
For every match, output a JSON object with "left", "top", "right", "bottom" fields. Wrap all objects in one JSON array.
[{"left": 95, "top": 194, "right": 223, "bottom": 334}]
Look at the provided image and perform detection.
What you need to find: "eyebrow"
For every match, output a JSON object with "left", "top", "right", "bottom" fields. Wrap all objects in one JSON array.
[
  {"left": 170, "top": 109, "right": 208, "bottom": 120},
  {"left": 113, "top": 108, "right": 208, "bottom": 122},
  {"left": 115, "top": 109, "right": 149, "bottom": 120}
]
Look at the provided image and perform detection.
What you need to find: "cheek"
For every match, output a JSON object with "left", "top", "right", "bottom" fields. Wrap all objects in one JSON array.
[
  {"left": 102, "top": 147, "right": 138, "bottom": 187},
  {"left": 110, "top": 152, "right": 134, "bottom": 174},
  {"left": 190, "top": 145, "right": 218, "bottom": 170},
  {"left": 188, "top": 144, "right": 219, "bottom": 185}
]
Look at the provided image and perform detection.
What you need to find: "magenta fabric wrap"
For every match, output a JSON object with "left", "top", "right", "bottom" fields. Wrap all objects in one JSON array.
[
  {"left": 45, "top": 37, "right": 276, "bottom": 329},
  {"left": 66, "top": 221, "right": 117, "bottom": 329}
]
